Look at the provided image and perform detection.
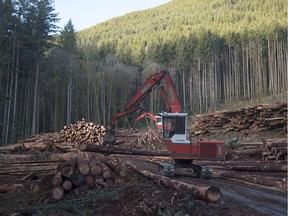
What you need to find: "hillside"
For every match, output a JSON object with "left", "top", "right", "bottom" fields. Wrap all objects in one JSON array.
[{"left": 77, "top": 0, "right": 287, "bottom": 47}]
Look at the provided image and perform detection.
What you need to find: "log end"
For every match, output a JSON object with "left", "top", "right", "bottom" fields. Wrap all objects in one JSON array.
[
  {"left": 52, "top": 186, "right": 64, "bottom": 200},
  {"left": 205, "top": 186, "right": 221, "bottom": 203}
]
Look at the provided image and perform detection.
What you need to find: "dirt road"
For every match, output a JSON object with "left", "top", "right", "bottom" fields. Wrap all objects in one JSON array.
[
  {"left": 179, "top": 175, "right": 287, "bottom": 216},
  {"left": 129, "top": 157, "right": 287, "bottom": 216}
]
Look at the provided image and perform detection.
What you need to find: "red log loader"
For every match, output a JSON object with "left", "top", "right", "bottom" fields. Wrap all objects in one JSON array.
[{"left": 102, "top": 69, "right": 225, "bottom": 177}]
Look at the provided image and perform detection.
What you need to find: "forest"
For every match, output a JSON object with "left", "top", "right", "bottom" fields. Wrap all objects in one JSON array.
[{"left": 0, "top": 0, "right": 287, "bottom": 145}]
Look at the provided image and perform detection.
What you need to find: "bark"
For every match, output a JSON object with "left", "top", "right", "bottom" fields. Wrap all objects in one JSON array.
[
  {"left": 0, "top": 184, "right": 24, "bottom": 193},
  {"left": 126, "top": 161, "right": 221, "bottom": 203},
  {"left": 61, "top": 157, "right": 77, "bottom": 177},
  {"left": 89, "top": 155, "right": 103, "bottom": 175},
  {"left": 76, "top": 153, "right": 90, "bottom": 175},
  {"left": 98, "top": 155, "right": 132, "bottom": 178},
  {"left": 79, "top": 143, "right": 171, "bottom": 156}
]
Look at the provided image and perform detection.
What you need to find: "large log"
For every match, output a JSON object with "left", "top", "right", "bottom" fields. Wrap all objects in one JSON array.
[
  {"left": 232, "top": 148, "right": 264, "bottom": 156},
  {"left": 70, "top": 172, "right": 84, "bottom": 186},
  {"left": 98, "top": 155, "right": 132, "bottom": 178},
  {"left": 226, "top": 164, "right": 287, "bottom": 172},
  {"left": 62, "top": 179, "right": 73, "bottom": 191},
  {"left": 76, "top": 153, "right": 90, "bottom": 175},
  {"left": 101, "top": 166, "right": 113, "bottom": 180},
  {"left": 52, "top": 186, "right": 64, "bottom": 200},
  {"left": 61, "top": 157, "right": 77, "bottom": 178},
  {"left": 51, "top": 172, "right": 63, "bottom": 186},
  {"left": 88, "top": 155, "right": 103, "bottom": 175},
  {"left": 0, "top": 184, "right": 24, "bottom": 193},
  {"left": 126, "top": 161, "right": 221, "bottom": 203},
  {"left": 197, "top": 160, "right": 287, "bottom": 172},
  {"left": 79, "top": 143, "right": 171, "bottom": 156}
]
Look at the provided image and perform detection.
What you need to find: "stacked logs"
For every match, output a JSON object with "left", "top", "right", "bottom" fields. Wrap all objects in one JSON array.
[
  {"left": 262, "top": 138, "right": 288, "bottom": 161},
  {"left": 0, "top": 133, "right": 75, "bottom": 154},
  {"left": 192, "top": 102, "right": 287, "bottom": 135},
  {"left": 60, "top": 119, "right": 106, "bottom": 145},
  {"left": 225, "top": 140, "right": 265, "bottom": 161},
  {"left": 51, "top": 152, "right": 128, "bottom": 200}
]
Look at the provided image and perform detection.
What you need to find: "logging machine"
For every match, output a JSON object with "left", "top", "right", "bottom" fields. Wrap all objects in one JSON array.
[{"left": 102, "top": 69, "right": 225, "bottom": 177}]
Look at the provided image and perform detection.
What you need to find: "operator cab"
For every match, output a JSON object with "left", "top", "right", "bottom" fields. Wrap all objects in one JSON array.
[{"left": 161, "top": 112, "right": 190, "bottom": 143}]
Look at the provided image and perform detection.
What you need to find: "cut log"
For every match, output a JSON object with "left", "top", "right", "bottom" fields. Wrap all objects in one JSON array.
[
  {"left": 52, "top": 186, "right": 64, "bottom": 200},
  {"left": 227, "top": 163, "right": 287, "bottom": 172},
  {"left": 52, "top": 172, "right": 63, "bottom": 186},
  {"left": 61, "top": 157, "right": 77, "bottom": 178},
  {"left": 95, "top": 175, "right": 107, "bottom": 188},
  {"left": 88, "top": 155, "right": 103, "bottom": 175},
  {"left": 70, "top": 172, "right": 84, "bottom": 186},
  {"left": 62, "top": 179, "right": 73, "bottom": 191},
  {"left": 79, "top": 143, "right": 171, "bottom": 156},
  {"left": 98, "top": 156, "right": 132, "bottom": 178},
  {"left": 102, "top": 166, "right": 113, "bottom": 180},
  {"left": 76, "top": 153, "right": 90, "bottom": 175},
  {"left": 233, "top": 148, "right": 264, "bottom": 157},
  {"left": 126, "top": 161, "right": 221, "bottom": 203},
  {"left": 0, "top": 184, "right": 24, "bottom": 193}
]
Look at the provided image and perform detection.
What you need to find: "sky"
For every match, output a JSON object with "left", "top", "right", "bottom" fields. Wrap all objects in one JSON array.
[{"left": 53, "top": 0, "right": 171, "bottom": 31}]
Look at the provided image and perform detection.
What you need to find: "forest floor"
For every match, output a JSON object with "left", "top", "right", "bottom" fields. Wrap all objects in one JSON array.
[{"left": 0, "top": 95, "right": 287, "bottom": 216}]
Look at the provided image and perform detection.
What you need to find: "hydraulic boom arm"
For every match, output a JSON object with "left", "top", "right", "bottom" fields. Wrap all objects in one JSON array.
[{"left": 103, "top": 69, "right": 181, "bottom": 145}]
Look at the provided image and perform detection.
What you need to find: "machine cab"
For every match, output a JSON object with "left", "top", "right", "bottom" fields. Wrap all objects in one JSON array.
[{"left": 161, "top": 112, "right": 190, "bottom": 144}]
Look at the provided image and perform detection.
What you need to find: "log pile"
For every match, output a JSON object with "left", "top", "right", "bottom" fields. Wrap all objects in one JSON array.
[
  {"left": 192, "top": 102, "right": 287, "bottom": 135},
  {"left": 60, "top": 119, "right": 106, "bottom": 145},
  {"left": 0, "top": 133, "right": 74, "bottom": 154},
  {"left": 225, "top": 138, "right": 287, "bottom": 161},
  {"left": 50, "top": 152, "right": 128, "bottom": 200},
  {"left": 262, "top": 138, "right": 288, "bottom": 161},
  {"left": 0, "top": 159, "right": 59, "bottom": 179}
]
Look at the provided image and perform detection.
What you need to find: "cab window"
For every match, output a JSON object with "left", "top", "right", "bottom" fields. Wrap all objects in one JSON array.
[{"left": 162, "top": 117, "right": 175, "bottom": 138}]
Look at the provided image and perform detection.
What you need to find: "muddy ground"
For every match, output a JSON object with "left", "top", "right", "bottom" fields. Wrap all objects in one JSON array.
[{"left": 0, "top": 126, "right": 287, "bottom": 216}]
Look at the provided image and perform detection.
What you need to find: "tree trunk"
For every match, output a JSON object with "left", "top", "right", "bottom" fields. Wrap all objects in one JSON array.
[
  {"left": 126, "top": 161, "right": 221, "bottom": 203},
  {"left": 79, "top": 143, "right": 171, "bottom": 156},
  {"left": 32, "top": 56, "right": 40, "bottom": 135}
]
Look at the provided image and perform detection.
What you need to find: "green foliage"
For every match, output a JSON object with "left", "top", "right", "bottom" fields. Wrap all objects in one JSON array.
[
  {"left": 77, "top": 0, "right": 287, "bottom": 64},
  {"left": 58, "top": 19, "right": 77, "bottom": 52}
]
